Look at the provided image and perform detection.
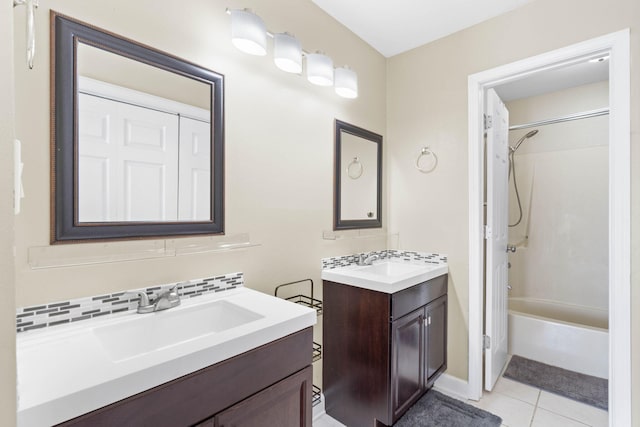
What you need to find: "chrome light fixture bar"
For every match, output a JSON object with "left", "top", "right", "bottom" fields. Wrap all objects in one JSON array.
[{"left": 227, "top": 8, "right": 358, "bottom": 98}]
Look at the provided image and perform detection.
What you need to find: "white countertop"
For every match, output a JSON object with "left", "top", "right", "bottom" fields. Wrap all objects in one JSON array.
[
  {"left": 321, "top": 260, "right": 448, "bottom": 293},
  {"left": 17, "top": 287, "right": 316, "bottom": 427}
]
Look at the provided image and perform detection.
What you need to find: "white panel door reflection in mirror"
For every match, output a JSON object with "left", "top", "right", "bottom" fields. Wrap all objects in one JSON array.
[
  {"left": 121, "top": 101, "right": 179, "bottom": 221},
  {"left": 340, "top": 132, "right": 378, "bottom": 220},
  {"left": 178, "top": 117, "right": 211, "bottom": 221},
  {"left": 78, "top": 93, "right": 179, "bottom": 222}
]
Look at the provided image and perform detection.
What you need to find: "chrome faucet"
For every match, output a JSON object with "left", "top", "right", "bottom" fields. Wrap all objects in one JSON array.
[
  {"left": 357, "top": 253, "right": 379, "bottom": 266},
  {"left": 133, "top": 284, "right": 181, "bottom": 314}
]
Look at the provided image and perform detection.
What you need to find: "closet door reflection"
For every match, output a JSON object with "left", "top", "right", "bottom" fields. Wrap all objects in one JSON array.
[
  {"left": 76, "top": 74, "right": 212, "bottom": 223},
  {"left": 78, "top": 92, "right": 181, "bottom": 222},
  {"left": 178, "top": 117, "right": 211, "bottom": 221}
]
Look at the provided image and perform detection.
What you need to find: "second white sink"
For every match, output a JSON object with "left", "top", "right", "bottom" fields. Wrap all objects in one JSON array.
[
  {"left": 321, "top": 260, "right": 448, "bottom": 293},
  {"left": 355, "top": 261, "right": 427, "bottom": 277},
  {"left": 93, "top": 299, "right": 264, "bottom": 362}
]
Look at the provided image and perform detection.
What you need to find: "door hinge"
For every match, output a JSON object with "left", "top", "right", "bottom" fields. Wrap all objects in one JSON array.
[
  {"left": 483, "top": 335, "right": 491, "bottom": 350},
  {"left": 484, "top": 114, "right": 493, "bottom": 130},
  {"left": 484, "top": 225, "right": 492, "bottom": 240}
]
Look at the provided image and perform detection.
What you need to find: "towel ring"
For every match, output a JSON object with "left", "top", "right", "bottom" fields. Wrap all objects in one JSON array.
[
  {"left": 416, "top": 147, "right": 438, "bottom": 174},
  {"left": 347, "top": 156, "right": 363, "bottom": 179}
]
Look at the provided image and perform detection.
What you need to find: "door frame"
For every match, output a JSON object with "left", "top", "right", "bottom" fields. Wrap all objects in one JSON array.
[{"left": 467, "top": 30, "right": 630, "bottom": 426}]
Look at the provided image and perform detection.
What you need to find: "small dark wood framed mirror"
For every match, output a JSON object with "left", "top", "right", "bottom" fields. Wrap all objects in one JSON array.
[
  {"left": 334, "top": 119, "right": 382, "bottom": 230},
  {"left": 51, "top": 12, "right": 224, "bottom": 243}
]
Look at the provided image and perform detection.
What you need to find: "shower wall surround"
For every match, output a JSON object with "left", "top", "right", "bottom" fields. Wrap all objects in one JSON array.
[
  {"left": 506, "top": 82, "right": 609, "bottom": 311},
  {"left": 15, "top": 273, "right": 243, "bottom": 333}
]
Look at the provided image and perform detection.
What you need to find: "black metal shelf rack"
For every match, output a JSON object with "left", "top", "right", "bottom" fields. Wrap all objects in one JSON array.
[{"left": 275, "top": 278, "right": 323, "bottom": 407}]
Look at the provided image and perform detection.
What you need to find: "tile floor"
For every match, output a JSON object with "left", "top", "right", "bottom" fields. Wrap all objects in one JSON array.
[
  {"left": 467, "top": 375, "right": 608, "bottom": 427},
  {"left": 313, "top": 375, "right": 608, "bottom": 427}
]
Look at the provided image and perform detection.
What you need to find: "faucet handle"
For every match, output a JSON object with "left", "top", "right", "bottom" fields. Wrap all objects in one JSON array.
[
  {"left": 153, "top": 284, "right": 181, "bottom": 311},
  {"left": 358, "top": 252, "right": 366, "bottom": 265},
  {"left": 125, "top": 290, "right": 155, "bottom": 313},
  {"left": 130, "top": 291, "right": 150, "bottom": 307},
  {"left": 162, "top": 284, "right": 181, "bottom": 300}
]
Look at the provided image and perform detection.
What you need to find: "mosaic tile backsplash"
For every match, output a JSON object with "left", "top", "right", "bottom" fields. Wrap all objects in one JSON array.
[
  {"left": 321, "top": 250, "right": 447, "bottom": 270},
  {"left": 16, "top": 272, "right": 243, "bottom": 333}
]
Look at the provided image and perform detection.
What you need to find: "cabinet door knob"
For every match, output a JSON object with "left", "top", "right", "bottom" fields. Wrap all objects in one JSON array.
[{"left": 424, "top": 316, "right": 431, "bottom": 326}]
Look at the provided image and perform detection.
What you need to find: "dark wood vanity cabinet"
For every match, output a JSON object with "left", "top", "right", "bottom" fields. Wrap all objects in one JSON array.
[
  {"left": 391, "top": 294, "right": 447, "bottom": 419},
  {"left": 58, "top": 328, "right": 313, "bottom": 427},
  {"left": 323, "top": 275, "right": 447, "bottom": 427}
]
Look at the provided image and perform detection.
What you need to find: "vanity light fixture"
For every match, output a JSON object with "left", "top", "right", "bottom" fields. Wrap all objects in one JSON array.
[
  {"left": 273, "top": 32, "right": 302, "bottom": 73},
  {"left": 230, "top": 9, "right": 267, "bottom": 56},
  {"left": 306, "top": 52, "right": 334, "bottom": 86},
  {"left": 227, "top": 8, "right": 357, "bottom": 98},
  {"left": 334, "top": 66, "right": 358, "bottom": 99}
]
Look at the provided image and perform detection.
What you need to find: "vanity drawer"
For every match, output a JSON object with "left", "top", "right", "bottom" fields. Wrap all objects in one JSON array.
[{"left": 391, "top": 275, "right": 447, "bottom": 320}]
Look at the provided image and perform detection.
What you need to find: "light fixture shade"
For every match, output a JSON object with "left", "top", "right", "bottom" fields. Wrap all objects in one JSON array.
[
  {"left": 306, "top": 52, "right": 334, "bottom": 86},
  {"left": 230, "top": 9, "right": 267, "bottom": 56},
  {"left": 334, "top": 66, "right": 358, "bottom": 98},
  {"left": 274, "top": 33, "right": 302, "bottom": 73}
]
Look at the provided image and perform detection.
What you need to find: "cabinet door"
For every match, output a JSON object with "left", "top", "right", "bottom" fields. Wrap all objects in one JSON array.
[
  {"left": 391, "top": 307, "right": 424, "bottom": 419},
  {"left": 213, "top": 366, "right": 312, "bottom": 427},
  {"left": 425, "top": 295, "right": 447, "bottom": 385}
]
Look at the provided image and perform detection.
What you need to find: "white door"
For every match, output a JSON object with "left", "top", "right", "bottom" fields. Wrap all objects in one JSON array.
[
  {"left": 178, "top": 117, "right": 211, "bottom": 221},
  {"left": 78, "top": 93, "right": 179, "bottom": 222},
  {"left": 484, "top": 88, "right": 510, "bottom": 391},
  {"left": 77, "top": 93, "right": 119, "bottom": 222},
  {"left": 118, "top": 102, "right": 179, "bottom": 222}
]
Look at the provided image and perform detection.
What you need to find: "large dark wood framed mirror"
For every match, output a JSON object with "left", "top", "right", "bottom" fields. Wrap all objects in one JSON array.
[
  {"left": 51, "top": 12, "right": 224, "bottom": 243},
  {"left": 334, "top": 119, "right": 382, "bottom": 230}
]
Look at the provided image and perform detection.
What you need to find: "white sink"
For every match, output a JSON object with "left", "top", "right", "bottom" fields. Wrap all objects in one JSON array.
[
  {"left": 93, "top": 300, "right": 264, "bottom": 362},
  {"left": 321, "top": 260, "right": 448, "bottom": 293},
  {"left": 355, "top": 261, "right": 427, "bottom": 276},
  {"left": 17, "top": 287, "right": 316, "bottom": 427}
]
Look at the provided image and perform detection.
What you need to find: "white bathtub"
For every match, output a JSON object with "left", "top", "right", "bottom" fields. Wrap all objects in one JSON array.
[{"left": 508, "top": 297, "right": 608, "bottom": 379}]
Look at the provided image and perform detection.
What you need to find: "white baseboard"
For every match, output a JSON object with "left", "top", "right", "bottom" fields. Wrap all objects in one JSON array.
[{"left": 433, "top": 373, "right": 471, "bottom": 400}]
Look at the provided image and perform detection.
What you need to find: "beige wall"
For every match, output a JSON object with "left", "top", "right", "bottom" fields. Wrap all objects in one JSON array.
[
  {"left": 11, "top": 0, "right": 386, "bottom": 399},
  {"left": 507, "top": 82, "right": 609, "bottom": 312},
  {"left": 387, "top": 0, "right": 639, "bottom": 419},
  {"left": 0, "top": 0, "right": 17, "bottom": 425}
]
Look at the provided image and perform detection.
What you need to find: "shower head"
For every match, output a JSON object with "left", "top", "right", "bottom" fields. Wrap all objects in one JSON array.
[{"left": 511, "top": 129, "right": 539, "bottom": 152}]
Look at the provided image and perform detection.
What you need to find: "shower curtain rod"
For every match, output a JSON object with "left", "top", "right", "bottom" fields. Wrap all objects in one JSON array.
[{"left": 508, "top": 107, "right": 610, "bottom": 131}]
